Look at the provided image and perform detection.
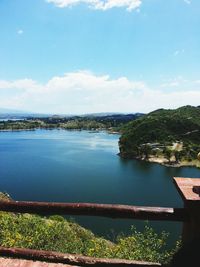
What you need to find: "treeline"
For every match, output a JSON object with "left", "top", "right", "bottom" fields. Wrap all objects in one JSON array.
[{"left": 0, "top": 114, "right": 143, "bottom": 131}]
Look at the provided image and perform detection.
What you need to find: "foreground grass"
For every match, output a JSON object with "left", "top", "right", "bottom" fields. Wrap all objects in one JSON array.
[{"left": 0, "top": 212, "right": 180, "bottom": 264}]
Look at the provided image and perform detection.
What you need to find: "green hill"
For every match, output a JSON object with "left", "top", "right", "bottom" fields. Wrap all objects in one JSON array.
[{"left": 119, "top": 106, "right": 200, "bottom": 167}]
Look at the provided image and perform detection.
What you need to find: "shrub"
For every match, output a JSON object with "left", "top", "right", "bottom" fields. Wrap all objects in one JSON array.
[{"left": 0, "top": 212, "right": 179, "bottom": 264}]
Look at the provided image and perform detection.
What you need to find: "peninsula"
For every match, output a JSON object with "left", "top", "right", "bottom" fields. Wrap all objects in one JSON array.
[{"left": 119, "top": 105, "right": 200, "bottom": 168}]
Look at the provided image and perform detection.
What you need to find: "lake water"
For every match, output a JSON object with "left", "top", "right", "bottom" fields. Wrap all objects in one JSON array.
[{"left": 0, "top": 129, "right": 199, "bottom": 246}]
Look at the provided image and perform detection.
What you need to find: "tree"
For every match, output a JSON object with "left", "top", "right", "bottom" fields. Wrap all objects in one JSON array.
[
  {"left": 174, "top": 151, "right": 181, "bottom": 163},
  {"left": 163, "top": 148, "right": 172, "bottom": 163},
  {"left": 141, "top": 144, "right": 151, "bottom": 160}
]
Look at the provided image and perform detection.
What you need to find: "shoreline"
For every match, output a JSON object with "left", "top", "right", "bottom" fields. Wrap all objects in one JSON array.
[
  {"left": 0, "top": 128, "right": 36, "bottom": 132},
  {"left": 147, "top": 156, "right": 200, "bottom": 168},
  {"left": 136, "top": 157, "right": 200, "bottom": 168},
  {"left": 0, "top": 127, "right": 120, "bottom": 134},
  {"left": 119, "top": 154, "right": 200, "bottom": 169}
]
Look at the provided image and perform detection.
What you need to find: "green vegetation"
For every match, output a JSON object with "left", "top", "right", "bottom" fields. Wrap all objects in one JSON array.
[
  {"left": 0, "top": 193, "right": 178, "bottom": 264},
  {"left": 0, "top": 211, "right": 179, "bottom": 264},
  {"left": 119, "top": 105, "right": 200, "bottom": 167},
  {"left": 0, "top": 114, "right": 142, "bottom": 132}
]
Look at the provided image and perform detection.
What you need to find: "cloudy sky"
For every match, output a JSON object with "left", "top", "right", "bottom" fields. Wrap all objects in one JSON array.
[{"left": 0, "top": 0, "right": 200, "bottom": 114}]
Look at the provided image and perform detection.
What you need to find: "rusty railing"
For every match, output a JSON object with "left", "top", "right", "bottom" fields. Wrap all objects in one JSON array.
[{"left": 0, "top": 177, "right": 199, "bottom": 266}]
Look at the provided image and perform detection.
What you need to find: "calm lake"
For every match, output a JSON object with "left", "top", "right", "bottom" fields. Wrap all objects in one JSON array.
[{"left": 0, "top": 129, "right": 199, "bottom": 246}]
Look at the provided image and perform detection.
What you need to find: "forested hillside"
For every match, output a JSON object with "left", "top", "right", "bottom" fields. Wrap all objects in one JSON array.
[{"left": 119, "top": 106, "right": 200, "bottom": 167}]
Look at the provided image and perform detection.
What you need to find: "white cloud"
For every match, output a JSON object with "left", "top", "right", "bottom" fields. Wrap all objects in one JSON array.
[
  {"left": 160, "top": 76, "right": 188, "bottom": 88},
  {"left": 0, "top": 71, "right": 145, "bottom": 113},
  {"left": 0, "top": 71, "right": 200, "bottom": 114},
  {"left": 46, "top": 0, "right": 142, "bottom": 11},
  {"left": 174, "top": 51, "right": 179, "bottom": 56},
  {"left": 0, "top": 79, "right": 39, "bottom": 90},
  {"left": 17, "top": 29, "right": 24, "bottom": 35},
  {"left": 173, "top": 49, "right": 185, "bottom": 56},
  {"left": 161, "top": 81, "right": 179, "bottom": 88},
  {"left": 184, "top": 0, "right": 191, "bottom": 4}
]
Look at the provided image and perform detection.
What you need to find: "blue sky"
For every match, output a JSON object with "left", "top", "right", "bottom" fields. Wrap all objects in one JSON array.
[{"left": 0, "top": 0, "right": 200, "bottom": 114}]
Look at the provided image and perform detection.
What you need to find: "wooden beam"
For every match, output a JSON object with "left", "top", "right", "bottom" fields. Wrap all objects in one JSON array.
[
  {"left": 0, "top": 247, "right": 161, "bottom": 267},
  {"left": 0, "top": 200, "right": 188, "bottom": 222}
]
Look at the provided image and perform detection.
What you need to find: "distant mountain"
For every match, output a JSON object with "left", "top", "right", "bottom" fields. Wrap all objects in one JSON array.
[
  {"left": 81, "top": 112, "right": 144, "bottom": 117},
  {"left": 0, "top": 108, "right": 144, "bottom": 121},
  {"left": 86, "top": 113, "right": 144, "bottom": 124},
  {"left": 0, "top": 108, "right": 51, "bottom": 119}
]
